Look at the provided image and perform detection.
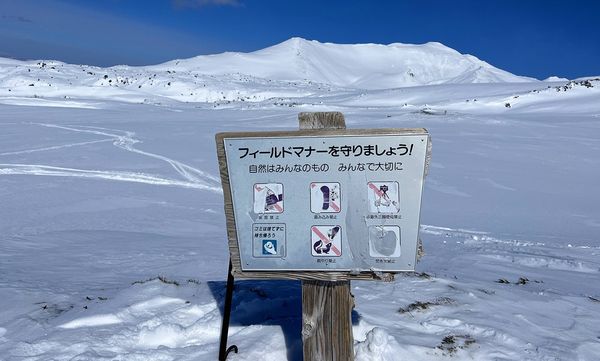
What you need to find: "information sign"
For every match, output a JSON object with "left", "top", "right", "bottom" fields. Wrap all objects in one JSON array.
[{"left": 217, "top": 129, "right": 429, "bottom": 272}]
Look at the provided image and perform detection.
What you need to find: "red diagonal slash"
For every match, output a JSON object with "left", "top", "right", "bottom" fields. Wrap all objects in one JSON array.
[
  {"left": 271, "top": 202, "right": 283, "bottom": 213},
  {"left": 368, "top": 182, "right": 384, "bottom": 197},
  {"left": 311, "top": 226, "right": 341, "bottom": 256},
  {"left": 330, "top": 201, "right": 340, "bottom": 212}
]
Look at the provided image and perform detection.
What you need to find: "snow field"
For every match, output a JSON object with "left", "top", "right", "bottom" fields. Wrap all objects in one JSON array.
[{"left": 0, "top": 39, "right": 599, "bottom": 360}]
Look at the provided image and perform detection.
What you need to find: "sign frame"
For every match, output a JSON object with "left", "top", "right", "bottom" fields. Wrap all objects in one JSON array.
[{"left": 215, "top": 127, "right": 430, "bottom": 281}]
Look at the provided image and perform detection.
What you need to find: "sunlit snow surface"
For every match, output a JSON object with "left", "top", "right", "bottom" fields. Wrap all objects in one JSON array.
[{"left": 1, "top": 49, "right": 599, "bottom": 360}]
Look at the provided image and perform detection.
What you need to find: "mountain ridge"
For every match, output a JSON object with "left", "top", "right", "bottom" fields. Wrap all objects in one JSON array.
[
  {"left": 152, "top": 37, "right": 536, "bottom": 89},
  {"left": 0, "top": 38, "right": 560, "bottom": 104}
]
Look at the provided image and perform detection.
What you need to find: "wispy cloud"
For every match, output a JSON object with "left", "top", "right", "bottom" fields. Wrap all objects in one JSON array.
[
  {"left": 1, "top": 15, "right": 33, "bottom": 23},
  {"left": 0, "top": 0, "right": 219, "bottom": 66},
  {"left": 172, "top": 0, "right": 240, "bottom": 8}
]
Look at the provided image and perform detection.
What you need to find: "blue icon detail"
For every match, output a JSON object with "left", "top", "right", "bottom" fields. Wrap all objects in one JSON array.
[{"left": 262, "top": 240, "right": 277, "bottom": 255}]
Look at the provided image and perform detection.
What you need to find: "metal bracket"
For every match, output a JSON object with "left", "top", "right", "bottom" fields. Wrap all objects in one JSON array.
[{"left": 218, "top": 260, "right": 239, "bottom": 361}]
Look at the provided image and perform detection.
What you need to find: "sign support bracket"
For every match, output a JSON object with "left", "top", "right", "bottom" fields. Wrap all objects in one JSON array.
[{"left": 218, "top": 260, "right": 239, "bottom": 361}]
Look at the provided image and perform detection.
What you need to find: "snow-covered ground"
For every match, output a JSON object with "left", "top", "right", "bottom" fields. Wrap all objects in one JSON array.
[{"left": 0, "top": 39, "right": 599, "bottom": 360}]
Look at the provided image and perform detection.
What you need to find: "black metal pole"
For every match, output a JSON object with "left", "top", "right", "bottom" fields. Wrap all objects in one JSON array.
[{"left": 218, "top": 260, "right": 238, "bottom": 361}]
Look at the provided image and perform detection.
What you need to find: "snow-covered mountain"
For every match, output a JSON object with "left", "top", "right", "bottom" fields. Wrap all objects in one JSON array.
[
  {"left": 153, "top": 37, "right": 534, "bottom": 88},
  {"left": 0, "top": 38, "right": 539, "bottom": 105}
]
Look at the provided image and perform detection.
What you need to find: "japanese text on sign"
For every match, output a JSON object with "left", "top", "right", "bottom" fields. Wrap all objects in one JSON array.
[{"left": 239, "top": 144, "right": 415, "bottom": 159}]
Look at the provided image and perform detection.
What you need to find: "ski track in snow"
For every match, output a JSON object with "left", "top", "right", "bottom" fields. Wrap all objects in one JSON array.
[
  {"left": 422, "top": 224, "right": 600, "bottom": 251},
  {"left": 421, "top": 224, "right": 600, "bottom": 276},
  {"left": 0, "top": 123, "right": 222, "bottom": 193},
  {"left": 0, "top": 138, "right": 113, "bottom": 156},
  {"left": 0, "top": 164, "right": 219, "bottom": 191}
]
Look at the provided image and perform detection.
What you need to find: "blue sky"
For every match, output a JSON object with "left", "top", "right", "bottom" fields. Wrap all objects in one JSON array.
[{"left": 0, "top": 0, "right": 598, "bottom": 79}]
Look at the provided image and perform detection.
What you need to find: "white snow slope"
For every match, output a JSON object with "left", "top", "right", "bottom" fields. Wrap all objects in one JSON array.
[
  {"left": 0, "top": 38, "right": 533, "bottom": 106},
  {"left": 154, "top": 38, "right": 534, "bottom": 88},
  {"left": 0, "top": 39, "right": 599, "bottom": 361}
]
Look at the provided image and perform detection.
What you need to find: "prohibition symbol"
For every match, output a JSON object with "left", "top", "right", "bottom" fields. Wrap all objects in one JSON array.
[
  {"left": 254, "top": 183, "right": 284, "bottom": 213},
  {"left": 311, "top": 225, "right": 342, "bottom": 257},
  {"left": 310, "top": 182, "right": 340, "bottom": 213},
  {"left": 367, "top": 181, "right": 400, "bottom": 213}
]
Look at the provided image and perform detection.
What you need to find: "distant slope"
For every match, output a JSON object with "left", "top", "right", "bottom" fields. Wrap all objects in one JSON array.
[
  {"left": 153, "top": 37, "right": 535, "bottom": 89},
  {"left": 0, "top": 38, "right": 551, "bottom": 105}
]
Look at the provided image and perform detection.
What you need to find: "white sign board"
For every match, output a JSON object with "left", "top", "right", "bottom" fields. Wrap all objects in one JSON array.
[{"left": 218, "top": 129, "right": 429, "bottom": 272}]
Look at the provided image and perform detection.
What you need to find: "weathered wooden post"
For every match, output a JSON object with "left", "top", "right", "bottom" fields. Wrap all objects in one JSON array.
[{"left": 299, "top": 112, "right": 354, "bottom": 361}]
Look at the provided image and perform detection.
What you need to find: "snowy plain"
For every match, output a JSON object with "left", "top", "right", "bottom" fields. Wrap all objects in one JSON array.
[{"left": 0, "top": 39, "right": 599, "bottom": 360}]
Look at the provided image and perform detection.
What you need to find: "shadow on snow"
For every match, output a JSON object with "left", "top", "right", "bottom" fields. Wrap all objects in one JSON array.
[{"left": 208, "top": 279, "right": 360, "bottom": 361}]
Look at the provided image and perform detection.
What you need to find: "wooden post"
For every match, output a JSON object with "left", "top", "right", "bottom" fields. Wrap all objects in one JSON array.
[{"left": 299, "top": 112, "right": 354, "bottom": 361}]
